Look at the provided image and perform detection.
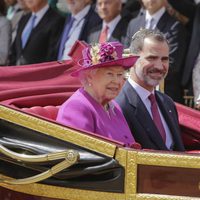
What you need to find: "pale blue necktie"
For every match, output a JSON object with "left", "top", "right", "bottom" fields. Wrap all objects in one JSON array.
[
  {"left": 57, "top": 16, "right": 75, "bottom": 60},
  {"left": 22, "top": 15, "right": 37, "bottom": 48},
  {"left": 147, "top": 18, "right": 154, "bottom": 30}
]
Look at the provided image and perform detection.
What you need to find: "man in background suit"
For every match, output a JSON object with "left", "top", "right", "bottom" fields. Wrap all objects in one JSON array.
[
  {"left": 116, "top": 29, "right": 185, "bottom": 151},
  {"left": 168, "top": 0, "right": 200, "bottom": 103},
  {"left": 124, "top": 0, "right": 188, "bottom": 103},
  {"left": 57, "top": 0, "right": 101, "bottom": 60},
  {"left": 9, "top": 0, "right": 64, "bottom": 65},
  {"left": 87, "top": 0, "right": 131, "bottom": 44}
]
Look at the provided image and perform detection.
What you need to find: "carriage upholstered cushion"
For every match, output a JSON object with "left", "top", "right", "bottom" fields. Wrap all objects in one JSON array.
[
  {"left": 21, "top": 106, "right": 59, "bottom": 120},
  {"left": 176, "top": 103, "right": 200, "bottom": 150}
]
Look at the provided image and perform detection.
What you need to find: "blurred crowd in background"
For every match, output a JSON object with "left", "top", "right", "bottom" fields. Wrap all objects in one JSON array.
[{"left": 0, "top": 0, "right": 200, "bottom": 106}]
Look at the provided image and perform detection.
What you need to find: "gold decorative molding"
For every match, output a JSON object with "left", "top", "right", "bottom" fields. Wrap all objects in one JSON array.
[
  {"left": 0, "top": 175, "right": 126, "bottom": 200},
  {"left": 136, "top": 193, "right": 200, "bottom": 200},
  {"left": 136, "top": 151, "right": 200, "bottom": 169},
  {"left": 126, "top": 150, "right": 138, "bottom": 196},
  {"left": 115, "top": 147, "right": 127, "bottom": 167}
]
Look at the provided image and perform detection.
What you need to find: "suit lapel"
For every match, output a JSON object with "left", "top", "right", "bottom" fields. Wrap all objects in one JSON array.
[
  {"left": 18, "top": 14, "right": 31, "bottom": 50},
  {"left": 156, "top": 11, "right": 169, "bottom": 31},
  {"left": 94, "top": 25, "right": 102, "bottom": 42},
  {"left": 109, "top": 18, "right": 128, "bottom": 43},
  {"left": 155, "top": 92, "right": 181, "bottom": 148},
  {"left": 124, "top": 82, "right": 167, "bottom": 149},
  {"left": 136, "top": 14, "right": 146, "bottom": 30},
  {"left": 57, "top": 14, "right": 71, "bottom": 46},
  {"left": 88, "top": 24, "right": 102, "bottom": 42},
  {"left": 79, "top": 8, "right": 90, "bottom": 39},
  {"left": 155, "top": 92, "right": 175, "bottom": 130},
  {"left": 31, "top": 8, "right": 51, "bottom": 34},
  {"left": 79, "top": 6, "right": 102, "bottom": 40}
]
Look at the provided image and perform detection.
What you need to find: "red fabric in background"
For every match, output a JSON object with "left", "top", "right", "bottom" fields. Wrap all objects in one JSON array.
[
  {"left": 0, "top": 61, "right": 81, "bottom": 107},
  {"left": 176, "top": 103, "right": 200, "bottom": 150}
]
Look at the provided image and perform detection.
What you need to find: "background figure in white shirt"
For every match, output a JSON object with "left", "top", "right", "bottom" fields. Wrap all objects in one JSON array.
[
  {"left": 56, "top": 0, "right": 101, "bottom": 60},
  {"left": 87, "top": 0, "right": 134, "bottom": 44}
]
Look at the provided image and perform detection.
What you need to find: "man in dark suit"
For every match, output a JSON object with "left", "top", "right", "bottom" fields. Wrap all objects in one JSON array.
[
  {"left": 87, "top": 0, "right": 132, "bottom": 44},
  {"left": 124, "top": 0, "right": 188, "bottom": 104},
  {"left": 9, "top": 0, "right": 65, "bottom": 65},
  {"left": 56, "top": 0, "right": 101, "bottom": 60},
  {"left": 116, "top": 29, "right": 185, "bottom": 151},
  {"left": 168, "top": 0, "right": 200, "bottom": 103}
]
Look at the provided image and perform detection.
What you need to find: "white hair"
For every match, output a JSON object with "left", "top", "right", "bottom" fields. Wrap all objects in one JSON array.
[{"left": 79, "top": 68, "right": 98, "bottom": 86}]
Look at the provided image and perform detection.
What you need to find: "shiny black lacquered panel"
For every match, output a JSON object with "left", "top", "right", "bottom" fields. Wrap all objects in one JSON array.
[{"left": 0, "top": 119, "right": 124, "bottom": 193}]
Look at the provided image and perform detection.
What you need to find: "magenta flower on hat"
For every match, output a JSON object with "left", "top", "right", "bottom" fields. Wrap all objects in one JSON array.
[
  {"left": 79, "top": 42, "right": 117, "bottom": 68},
  {"left": 99, "top": 43, "right": 117, "bottom": 63}
]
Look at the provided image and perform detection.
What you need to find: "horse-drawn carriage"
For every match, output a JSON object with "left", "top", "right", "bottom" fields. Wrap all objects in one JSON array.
[{"left": 0, "top": 61, "right": 200, "bottom": 200}]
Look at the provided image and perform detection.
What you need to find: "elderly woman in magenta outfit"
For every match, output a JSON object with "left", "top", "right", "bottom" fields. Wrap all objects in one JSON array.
[{"left": 57, "top": 41, "right": 139, "bottom": 148}]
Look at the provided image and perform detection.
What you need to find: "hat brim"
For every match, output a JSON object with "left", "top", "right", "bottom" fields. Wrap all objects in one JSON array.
[{"left": 71, "top": 55, "right": 139, "bottom": 77}]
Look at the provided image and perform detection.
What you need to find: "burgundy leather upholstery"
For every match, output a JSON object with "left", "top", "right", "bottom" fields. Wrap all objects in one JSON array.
[{"left": 176, "top": 103, "right": 200, "bottom": 151}]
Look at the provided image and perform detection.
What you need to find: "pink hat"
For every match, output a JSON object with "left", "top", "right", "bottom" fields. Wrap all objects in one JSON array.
[{"left": 68, "top": 40, "right": 139, "bottom": 77}]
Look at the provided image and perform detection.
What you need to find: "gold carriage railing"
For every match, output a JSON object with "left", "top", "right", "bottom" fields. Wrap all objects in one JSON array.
[{"left": 183, "top": 89, "right": 200, "bottom": 110}]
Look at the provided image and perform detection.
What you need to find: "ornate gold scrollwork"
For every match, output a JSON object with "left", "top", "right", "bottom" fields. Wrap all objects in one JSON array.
[{"left": 0, "top": 144, "right": 79, "bottom": 185}]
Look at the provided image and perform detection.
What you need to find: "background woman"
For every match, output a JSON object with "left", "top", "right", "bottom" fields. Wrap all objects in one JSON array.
[
  {"left": 0, "top": 0, "right": 11, "bottom": 66},
  {"left": 57, "top": 41, "right": 139, "bottom": 148}
]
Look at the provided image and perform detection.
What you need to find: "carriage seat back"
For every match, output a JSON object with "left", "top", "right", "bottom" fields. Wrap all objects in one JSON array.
[{"left": 20, "top": 104, "right": 200, "bottom": 152}]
